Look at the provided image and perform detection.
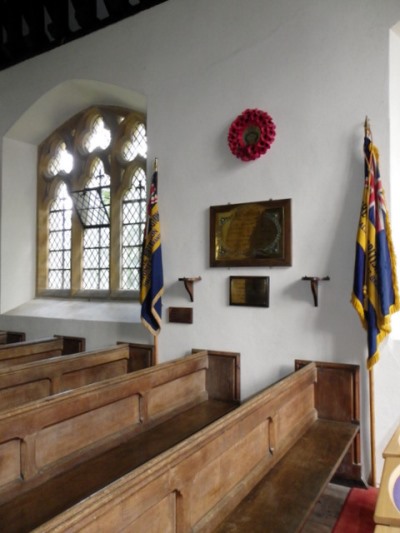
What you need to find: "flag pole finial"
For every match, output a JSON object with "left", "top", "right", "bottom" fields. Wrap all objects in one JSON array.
[
  {"left": 364, "top": 116, "right": 371, "bottom": 136},
  {"left": 154, "top": 157, "right": 158, "bottom": 172}
]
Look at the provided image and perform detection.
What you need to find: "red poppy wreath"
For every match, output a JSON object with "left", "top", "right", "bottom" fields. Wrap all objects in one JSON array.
[{"left": 228, "top": 108, "right": 276, "bottom": 162}]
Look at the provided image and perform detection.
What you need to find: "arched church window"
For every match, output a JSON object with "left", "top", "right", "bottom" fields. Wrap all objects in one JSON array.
[{"left": 37, "top": 105, "right": 147, "bottom": 298}]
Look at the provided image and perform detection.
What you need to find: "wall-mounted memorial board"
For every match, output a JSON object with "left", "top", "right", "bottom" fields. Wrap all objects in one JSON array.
[{"left": 210, "top": 198, "right": 292, "bottom": 267}]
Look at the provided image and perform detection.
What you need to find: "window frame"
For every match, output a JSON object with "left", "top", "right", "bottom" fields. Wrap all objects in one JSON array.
[{"left": 36, "top": 105, "right": 147, "bottom": 300}]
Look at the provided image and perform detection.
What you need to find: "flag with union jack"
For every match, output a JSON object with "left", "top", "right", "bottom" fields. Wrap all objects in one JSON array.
[
  {"left": 351, "top": 131, "right": 400, "bottom": 368},
  {"left": 140, "top": 165, "right": 164, "bottom": 336}
]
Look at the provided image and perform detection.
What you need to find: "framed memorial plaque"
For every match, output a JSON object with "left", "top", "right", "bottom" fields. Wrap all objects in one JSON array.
[
  {"left": 210, "top": 199, "right": 292, "bottom": 267},
  {"left": 229, "top": 276, "right": 270, "bottom": 307}
]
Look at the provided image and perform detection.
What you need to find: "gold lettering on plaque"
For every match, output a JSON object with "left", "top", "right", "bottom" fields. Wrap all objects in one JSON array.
[{"left": 215, "top": 204, "right": 283, "bottom": 261}]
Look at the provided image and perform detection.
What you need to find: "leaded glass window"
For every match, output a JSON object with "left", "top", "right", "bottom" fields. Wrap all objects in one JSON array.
[
  {"left": 37, "top": 105, "right": 147, "bottom": 298},
  {"left": 82, "top": 160, "right": 111, "bottom": 290},
  {"left": 121, "top": 168, "right": 147, "bottom": 290},
  {"left": 48, "top": 182, "right": 72, "bottom": 290}
]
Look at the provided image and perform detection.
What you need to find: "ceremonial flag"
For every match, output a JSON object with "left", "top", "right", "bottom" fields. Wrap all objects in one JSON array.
[
  {"left": 351, "top": 131, "right": 400, "bottom": 368},
  {"left": 140, "top": 163, "right": 164, "bottom": 336}
]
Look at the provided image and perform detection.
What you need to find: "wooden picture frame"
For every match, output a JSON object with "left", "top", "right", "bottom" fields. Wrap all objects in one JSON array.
[
  {"left": 210, "top": 199, "right": 292, "bottom": 267},
  {"left": 229, "top": 276, "right": 270, "bottom": 307}
]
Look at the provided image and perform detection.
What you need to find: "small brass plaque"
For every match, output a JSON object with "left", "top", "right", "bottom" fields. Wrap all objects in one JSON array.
[
  {"left": 229, "top": 276, "right": 269, "bottom": 307},
  {"left": 210, "top": 199, "right": 291, "bottom": 267}
]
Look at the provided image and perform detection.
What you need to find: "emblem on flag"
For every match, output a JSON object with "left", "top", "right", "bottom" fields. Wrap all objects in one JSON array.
[{"left": 351, "top": 126, "right": 400, "bottom": 368}]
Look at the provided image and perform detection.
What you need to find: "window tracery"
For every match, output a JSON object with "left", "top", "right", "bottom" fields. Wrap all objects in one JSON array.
[{"left": 37, "top": 105, "right": 147, "bottom": 297}]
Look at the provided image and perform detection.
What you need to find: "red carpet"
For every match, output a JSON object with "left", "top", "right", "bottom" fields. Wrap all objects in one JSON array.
[{"left": 333, "top": 487, "right": 378, "bottom": 532}]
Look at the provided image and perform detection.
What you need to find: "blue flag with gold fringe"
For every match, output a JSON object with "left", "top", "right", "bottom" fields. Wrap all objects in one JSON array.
[
  {"left": 140, "top": 164, "right": 164, "bottom": 336},
  {"left": 351, "top": 130, "right": 400, "bottom": 368}
]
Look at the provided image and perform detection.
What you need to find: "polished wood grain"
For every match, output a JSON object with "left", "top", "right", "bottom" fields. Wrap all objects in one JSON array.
[
  {"left": 0, "top": 357, "right": 358, "bottom": 532},
  {"left": 117, "top": 341, "right": 155, "bottom": 371},
  {"left": 214, "top": 420, "right": 359, "bottom": 533},
  {"left": 0, "top": 344, "right": 131, "bottom": 410},
  {"left": 25, "top": 363, "right": 318, "bottom": 531},
  {"left": 0, "top": 349, "right": 240, "bottom": 532},
  {"left": 295, "top": 359, "right": 362, "bottom": 485},
  {"left": 0, "top": 336, "right": 85, "bottom": 368},
  {"left": 0, "top": 399, "right": 236, "bottom": 532}
]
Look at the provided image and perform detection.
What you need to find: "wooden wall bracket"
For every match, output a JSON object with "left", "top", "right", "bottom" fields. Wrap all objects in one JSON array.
[
  {"left": 302, "top": 276, "right": 330, "bottom": 307},
  {"left": 179, "top": 277, "right": 201, "bottom": 302}
]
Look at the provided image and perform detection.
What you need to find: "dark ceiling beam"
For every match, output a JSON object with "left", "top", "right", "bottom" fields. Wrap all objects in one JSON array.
[{"left": 0, "top": 0, "right": 170, "bottom": 71}]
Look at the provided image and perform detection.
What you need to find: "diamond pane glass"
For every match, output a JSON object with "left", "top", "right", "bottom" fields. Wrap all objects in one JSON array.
[
  {"left": 49, "top": 212, "right": 64, "bottom": 231},
  {"left": 84, "top": 228, "right": 99, "bottom": 247},
  {"left": 120, "top": 123, "right": 147, "bottom": 162},
  {"left": 100, "top": 227, "right": 110, "bottom": 245},
  {"left": 64, "top": 251, "right": 71, "bottom": 269},
  {"left": 48, "top": 182, "right": 72, "bottom": 290},
  {"left": 121, "top": 268, "right": 140, "bottom": 290},
  {"left": 82, "top": 117, "right": 111, "bottom": 153},
  {"left": 47, "top": 143, "right": 73, "bottom": 177},
  {"left": 100, "top": 248, "right": 109, "bottom": 267},
  {"left": 49, "top": 231, "right": 66, "bottom": 250},
  {"left": 120, "top": 169, "right": 147, "bottom": 290},
  {"left": 63, "top": 272, "right": 71, "bottom": 289},
  {"left": 82, "top": 222, "right": 110, "bottom": 289}
]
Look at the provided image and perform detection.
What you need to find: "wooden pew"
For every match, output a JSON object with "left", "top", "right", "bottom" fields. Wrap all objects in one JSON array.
[
  {"left": 0, "top": 342, "right": 154, "bottom": 411},
  {"left": 0, "top": 358, "right": 357, "bottom": 532},
  {"left": 294, "top": 358, "right": 363, "bottom": 486},
  {"left": 0, "top": 344, "right": 132, "bottom": 410},
  {"left": 117, "top": 340, "right": 155, "bottom": 372},
  {"left": 0, "top": 349, "right": 240, "bottom": 532},
  {"left": 0, "top": 335, "right": 85, "bottom": 368}
]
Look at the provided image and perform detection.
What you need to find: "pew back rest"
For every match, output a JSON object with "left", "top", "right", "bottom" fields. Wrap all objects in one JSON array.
[
  {"left": 0, "top": 344, "right": 131, "bottom": 411},
  {"left": 0, "top": 350, "right": 231, "bottom": 492},
  {"left": 0, "top": 336, "right": 85, "bottom": 368}
]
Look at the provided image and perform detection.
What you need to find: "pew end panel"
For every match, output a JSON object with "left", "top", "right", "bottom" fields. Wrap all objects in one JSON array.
[
  {"left": 0, "top": 331, "right": 26, "bottom": 344},
  {"left": 117, "top": 341, "right": 155, "bottom": 371},
  {"left": 295, "top": 359, "right": 363, "bottom": 486},
  {"left": 55, "top": 335, "right": 86, "bottom": 355},
  {"left": 192, "top": 349, "right": 240, "bottom": 402}
]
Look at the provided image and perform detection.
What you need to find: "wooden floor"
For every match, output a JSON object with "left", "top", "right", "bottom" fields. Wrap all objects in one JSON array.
[{"left": 302, "top": 483, "right": 350, "bottom": 532}]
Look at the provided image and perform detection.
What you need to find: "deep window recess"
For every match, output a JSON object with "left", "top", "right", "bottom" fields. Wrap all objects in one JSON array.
[{"left": 37, "top": 105, "right": 147, "bottom": 298}]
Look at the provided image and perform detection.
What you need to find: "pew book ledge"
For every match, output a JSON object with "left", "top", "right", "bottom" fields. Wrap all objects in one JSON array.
[{"left": 213, "top": 418, "right": 359, "bottom": 533}]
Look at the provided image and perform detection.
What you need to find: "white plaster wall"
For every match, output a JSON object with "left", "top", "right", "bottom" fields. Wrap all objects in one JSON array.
[
  {"left": 0, "top": 138, "right": 37, "bottom": 310},
  {"left": 0, "top": 0, "right": 400, "bottom": 483}
]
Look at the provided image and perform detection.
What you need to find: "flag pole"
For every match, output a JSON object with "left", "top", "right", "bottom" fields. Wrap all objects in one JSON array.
[
  {"left": 153, "top": 335, "right": 159, "bottom": 365},
  {"left": 369, "top": 367, "right": 377, "bottom": 487},
  {"left": 153, "top": 156, "right": 159, "bottom": 365},
  {"left": 140, "top": 156, "right": 164, "bottom": 365},
  {"left": 365, "top": 116, "right": 377, "bottom": 487}
]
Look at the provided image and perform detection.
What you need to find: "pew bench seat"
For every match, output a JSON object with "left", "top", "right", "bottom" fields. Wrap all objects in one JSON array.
[{"left": 213, "top": 418, "right": 359, "bottom": 533}]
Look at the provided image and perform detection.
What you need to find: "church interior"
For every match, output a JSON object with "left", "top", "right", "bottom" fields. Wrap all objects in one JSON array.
[{"left": 0, "top": 0, "right": 400, "bottom": 530}]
